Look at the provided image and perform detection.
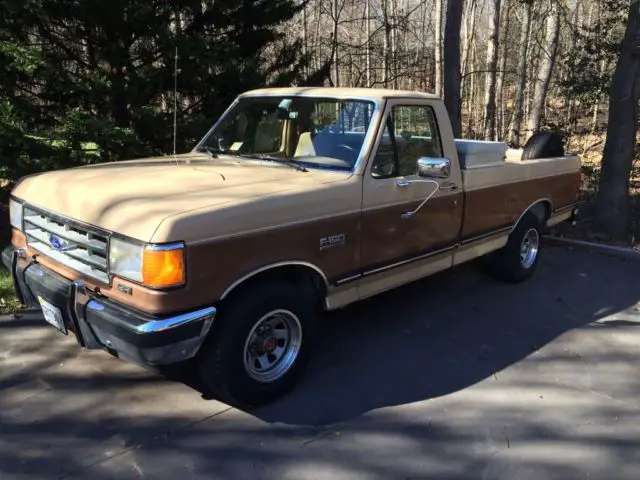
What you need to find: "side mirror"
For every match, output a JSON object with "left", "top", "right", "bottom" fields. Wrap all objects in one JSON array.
[{"left": 417, "top": 157, "right": 451, "bottom": 179}]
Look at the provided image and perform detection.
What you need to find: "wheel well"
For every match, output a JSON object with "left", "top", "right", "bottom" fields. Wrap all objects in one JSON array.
[
  {"left": 220, "top": 264, "right": 328, "bottom": 310},
  {"left": 515, "top": 200, "right": 552, "bottom": 229}
]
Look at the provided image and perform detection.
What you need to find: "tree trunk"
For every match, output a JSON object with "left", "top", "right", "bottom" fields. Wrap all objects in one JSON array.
[
  {"left": 391, "top": 0, "right": 399, "bottom": 89},
  {"left": 496, "top": 0, "right": 511, "bottom": 139},
  {"left": 591, "top": 58, "right": 608, "bottom": 133},
  {"left": 302, "top": 2, "right": 308, "bottom": 77},
  {"left": 365, "top": 0, "right": 371, "bottom": 87},
  {"left": 509, "top": 0, "right": 533, "bottom": 147},
  {"left": 596, "top": 1, "right": 640, "bottom": 240},
  {"left": 434, "top": 0, "right": 443, "bottom": 96},
  {"left": 461, "top": 0, "right": 477, "bottom": 80},
  {"left": 463, "top": 0, "right": 477, "bottom": 136},
  {"left": 564, "top": 2, "right": 582, "bottom": 134},
  {"left": 382, "top": 0, "right": 391, "bottom": 87},
  {"left": 483, "top": 0, "right": 501, "bottom": 140},
  {"left": 333, "top": 0, "right": 340, "bottom": 87},
  {"left": 590, "top": 1, "right": 605, "bottom": 133},
  {"left": 526, "top": 1, "right": 559, "bottom": 135},
  {"left": 313, "top": 1, "right": 322, "bottom": 72},
  {"left": 444, "top": 0, "right": 463, "bottom": 137},
  {"left": 523, "top": 10, "right": 537, "bottom": 130},
  {"left": 591, "top": 103, "right": 600, "bottom": 133}
]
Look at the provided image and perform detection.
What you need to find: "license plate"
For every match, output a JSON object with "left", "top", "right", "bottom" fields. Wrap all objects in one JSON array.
[{"left": 38, "top": 296, "right": 67, "bottom": 335}]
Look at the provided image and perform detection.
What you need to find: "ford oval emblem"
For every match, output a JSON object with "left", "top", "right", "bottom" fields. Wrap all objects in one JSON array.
[{"left": 49, "top": 235, "right": 69, "bottom": 251}]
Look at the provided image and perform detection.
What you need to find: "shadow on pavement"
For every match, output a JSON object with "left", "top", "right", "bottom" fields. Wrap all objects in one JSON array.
[
  {"left": 253, "top": 249, "right": 640, "bottom": 425},
  {"left": 1, "top": 248, "right": 640, "bottom": 479}
]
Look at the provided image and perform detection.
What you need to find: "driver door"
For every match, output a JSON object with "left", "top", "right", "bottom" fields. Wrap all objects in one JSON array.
[{"left": 358, "top": 100, "right": 464, "bottom": 297}]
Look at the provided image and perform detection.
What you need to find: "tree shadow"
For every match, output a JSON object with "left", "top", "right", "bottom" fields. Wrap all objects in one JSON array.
[
  {"left": 252, "top": 248, "right": 640, "bottom": 426},
  {"left": 2, "top": 247, "right": 640, "bottom": 479}
]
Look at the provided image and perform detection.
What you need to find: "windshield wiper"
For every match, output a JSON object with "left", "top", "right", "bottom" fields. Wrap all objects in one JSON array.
[
  {"left": 240, "top": 154, "right": 308, "bottom": 172},
  {"left": 196, "top": 148, "right": 308, "bottom": 172}
]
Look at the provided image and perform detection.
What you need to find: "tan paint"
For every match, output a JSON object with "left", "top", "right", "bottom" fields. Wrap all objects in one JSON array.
[
  {"left": 13, "top": 154, "right": 357, "bottom": 243},
  {"left": 453, "top": 233, "right": 510, "bottom": 266},
  {"left": 357, "top": 250, "right": 453, "bottom": 300},
  {"left": 240, "top": 86, "right": 439, "bottom": 102},
  {"left": 325, "top": 283, "right": 359, "bottom": 310},
  {"left": 547, "top": 210, "right": 573, "bottom": 227},
  {"left": 153, "top": 172, "right": 362, "bottom": 245},
  {"left": 462, "top": 154, "right": 582, "bottom": 190}
]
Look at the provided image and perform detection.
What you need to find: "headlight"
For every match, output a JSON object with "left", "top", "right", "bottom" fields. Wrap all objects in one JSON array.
[
  {"left": 9, "top": 199, "right": 23, "bottom": 231},
  {"left": 109, "top": 238, "right": 144, "bottom": 283},
  {"left": 109, "top": 239, "right": 185, "bottom": 288}
]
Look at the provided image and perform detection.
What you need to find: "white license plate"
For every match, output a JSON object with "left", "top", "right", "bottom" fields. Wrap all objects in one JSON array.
[{"left": 38, "top": 297, "right": 67, "bottom": 335}]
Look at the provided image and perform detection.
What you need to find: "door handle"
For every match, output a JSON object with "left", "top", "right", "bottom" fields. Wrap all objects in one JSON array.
[{"left": 396, "top": 179, "right": 411, "bottom": 188}]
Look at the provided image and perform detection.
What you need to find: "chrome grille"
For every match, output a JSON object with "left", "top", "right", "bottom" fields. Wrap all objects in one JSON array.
[{"left": 23, "top": 206, "right": 110, "bottom": 283}]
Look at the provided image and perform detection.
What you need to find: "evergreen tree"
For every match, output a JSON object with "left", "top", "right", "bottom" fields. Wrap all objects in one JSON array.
[{"left": 0, "top": 0, "right": 326, "bottom": 181}]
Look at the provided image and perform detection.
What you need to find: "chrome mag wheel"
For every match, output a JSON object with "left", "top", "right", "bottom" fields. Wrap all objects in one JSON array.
[
  {"left": 243, "top": 309, "right": 302, "bottom": 383},
  {"left": 520, "top": 228, "right": 540, "bottom": 269}
]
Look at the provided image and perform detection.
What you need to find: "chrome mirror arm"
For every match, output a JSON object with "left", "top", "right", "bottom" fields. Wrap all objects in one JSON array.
[{"left": 400, "top": 180, "right": 441, "bottom": 220}]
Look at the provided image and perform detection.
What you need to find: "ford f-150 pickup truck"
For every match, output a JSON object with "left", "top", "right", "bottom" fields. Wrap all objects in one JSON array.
[{"left": 4, "top": 87, "right": 581, "bottom": 406}]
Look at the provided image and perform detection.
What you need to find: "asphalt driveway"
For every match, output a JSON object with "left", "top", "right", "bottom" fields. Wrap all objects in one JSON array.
[{"left": 2, "top": 247, "right": 640, "bottom": 480}]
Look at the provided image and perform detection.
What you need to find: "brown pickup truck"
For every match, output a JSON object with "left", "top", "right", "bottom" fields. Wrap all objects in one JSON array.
[{"left": 4, "top": 88, "right": 581, "bottom": 406}]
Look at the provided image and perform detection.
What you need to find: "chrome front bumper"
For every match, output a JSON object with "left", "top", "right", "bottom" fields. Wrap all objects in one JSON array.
[{"left": 2, "top": 246, "right": 216, "bottom": 365}]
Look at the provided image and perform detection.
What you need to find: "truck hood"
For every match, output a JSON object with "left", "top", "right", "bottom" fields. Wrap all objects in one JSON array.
[{"left": 13, "top": 153, "right": 351, "bottom": 242}]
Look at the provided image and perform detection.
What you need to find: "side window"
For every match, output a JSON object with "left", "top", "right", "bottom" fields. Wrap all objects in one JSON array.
[
  {"left": 371, "top": 120, "right": 397, "bottom": 178},
  {"left": 371, "top": 104, "right": 443, "bottom": 179}
]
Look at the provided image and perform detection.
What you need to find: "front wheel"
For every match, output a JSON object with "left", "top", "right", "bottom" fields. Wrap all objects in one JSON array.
[
  {"left": 486, "top": 212, "right": 542, "bottom": 283},
  {"left": 196, "top": 283, "right": 317, "bottom": 407}
]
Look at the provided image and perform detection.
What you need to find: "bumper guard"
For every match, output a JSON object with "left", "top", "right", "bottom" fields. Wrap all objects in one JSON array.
[{"left": 2, "top": 245, "right": 216, "bottom": 365}]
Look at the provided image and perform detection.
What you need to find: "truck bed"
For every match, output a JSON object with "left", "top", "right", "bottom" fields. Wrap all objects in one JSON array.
[
  {"left": 461, "top": 151, "right": 581, "bottom": 191},
  {"left": 455, "top": 140, "right": 581, "bottom": 191}
]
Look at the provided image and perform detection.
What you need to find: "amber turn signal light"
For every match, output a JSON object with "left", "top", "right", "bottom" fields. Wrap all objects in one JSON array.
[{"left": 142, "top": 247, "right": 185, "bottom": 288}]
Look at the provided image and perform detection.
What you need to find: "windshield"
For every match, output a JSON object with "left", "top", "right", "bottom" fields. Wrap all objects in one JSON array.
[{"left": 199, "top": 96, "right": 376, "bottom": 171}]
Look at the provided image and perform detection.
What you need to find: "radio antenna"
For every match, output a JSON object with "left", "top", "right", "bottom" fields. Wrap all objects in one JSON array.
[{"left": 173, "top": 46, "right": 178, "bottom": 165}]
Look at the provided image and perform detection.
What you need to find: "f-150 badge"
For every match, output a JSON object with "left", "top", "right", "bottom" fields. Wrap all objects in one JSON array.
[{"left": 320, "top": 234, "right": 346, "bottom": 251}]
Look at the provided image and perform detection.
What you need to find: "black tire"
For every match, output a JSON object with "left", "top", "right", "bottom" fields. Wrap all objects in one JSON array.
[
  {"left": 521, "top": 131, "right": 565, "bottom": 160},
  {"left": 196, "top": 282, "right": 317, "bottom": 407},
  {"left": 486, "top": 212, "right": 542, "bottom": 283}
]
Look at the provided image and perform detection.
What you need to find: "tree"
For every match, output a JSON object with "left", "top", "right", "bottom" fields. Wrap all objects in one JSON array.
[
  {"left": 496, "top": 0, "right": 512, "bottom": 139},
  {"left": 527, "top": 0, "right": 560, "bottom": 135},
  {"left": 332, "top": 0, "right": 342, "bottom": 86},
  {"left": 596, "top": 1, "right": 640, "bottom": 240},
  {"left": 483, "top": 0, "right": 501, "bottom": 140},
  {"left": 434, "top": 0, "right": 443, "bottom": 96},
  {"left": 444, "top": 0, "right": 463, "bottom": 137},
  {"left": 365, "top": 0, "right": 372, "bottom": 87},
  {"left": 510, "top": 0, "right": 534, "bottom": 146},
  {"left": 0, "top": 0, "right": 319, "bottom": 181}
]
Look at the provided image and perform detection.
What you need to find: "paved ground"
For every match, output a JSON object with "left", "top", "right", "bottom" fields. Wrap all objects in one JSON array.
[{"left": 2, "top": 247, "right": 640, "bottom": 480}]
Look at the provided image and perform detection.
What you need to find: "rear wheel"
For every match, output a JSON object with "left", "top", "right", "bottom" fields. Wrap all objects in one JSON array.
[
  {"left": 196, "top": 282, "right": 317, "bottom": 407},
  {"left": 486, "top": 212, "right": 542, "bottom": 283}
]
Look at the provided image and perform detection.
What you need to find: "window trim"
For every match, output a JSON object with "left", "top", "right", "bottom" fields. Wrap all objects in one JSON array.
[
  {"left": 194, "top": 94, "right": 381, "bottom": 173},
  {"left": 370, "top": 103, "right": 444, "bottom": 180}
]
